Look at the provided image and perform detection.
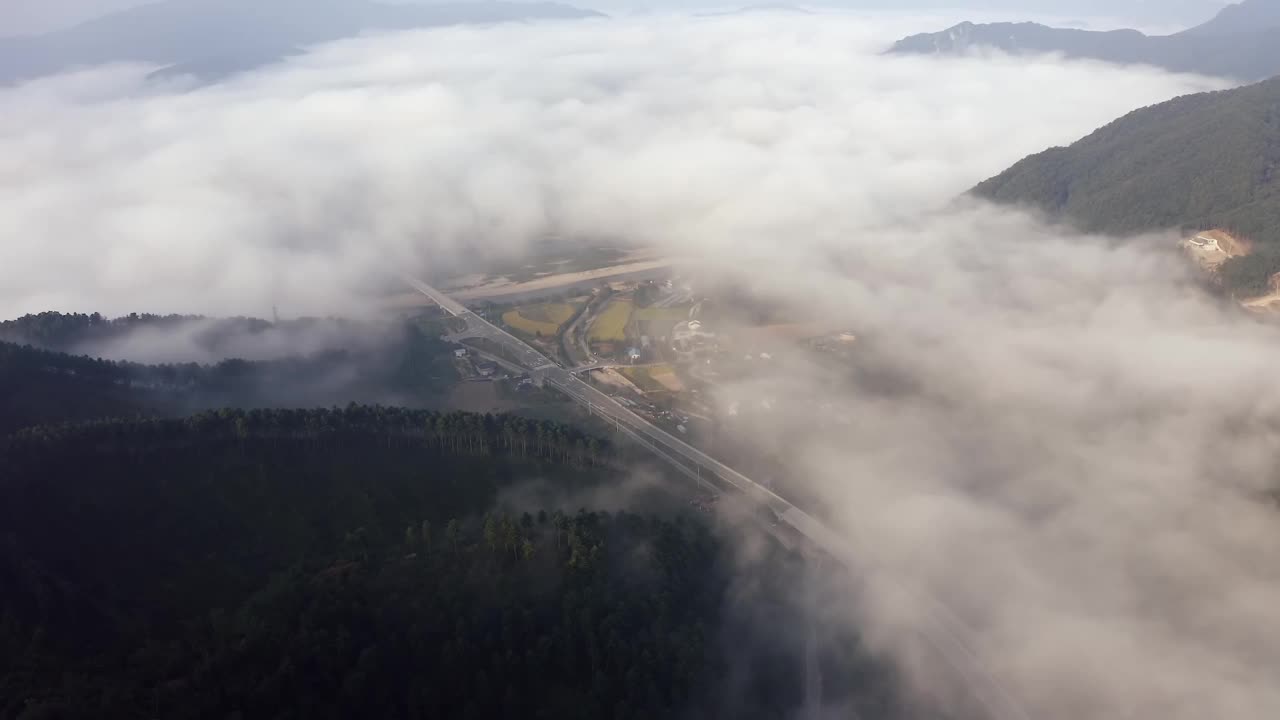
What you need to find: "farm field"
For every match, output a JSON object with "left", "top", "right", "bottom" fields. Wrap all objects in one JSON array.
[
  {"left": 633, "top": 305, "right": 690, "bottom": 338},
  {"left": 620, "top": 364, "right": 685, "bottom": 393},
  {"left": 588, "top": 299, "right": 633, "bottom": 343},
  {"left": 502, "top": 301, "right": 581, "bottom": 337}
]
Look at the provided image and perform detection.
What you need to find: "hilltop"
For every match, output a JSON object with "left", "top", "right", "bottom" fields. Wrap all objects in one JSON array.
[
  {"left": 888, "top": 0, "right": 1280, "bottom": 81},
  {"left": 972, "top": 76, "right": 1280, "bottom": 296}
]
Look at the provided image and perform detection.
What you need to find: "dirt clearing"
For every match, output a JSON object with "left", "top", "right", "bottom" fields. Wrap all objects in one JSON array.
[
  {"left": 1241, "top": 272, "right": 1280, "bottom": 314},
  {"left": 1181, "top": 229, "right": 1248, "bottom": 270}
]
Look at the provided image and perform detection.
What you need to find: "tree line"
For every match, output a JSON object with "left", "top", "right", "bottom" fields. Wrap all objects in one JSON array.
[
  {"left": 0, "top": 316, "right": 462, "bottom": 436},
  {"left": 0, "top": 406, "right": 916, "bottom": 720},
  {"left": 4, "top": 405, "right": 613, "bottom": 470},
  {"left": 0, "top": 311, "right": 270, "bottom": 351}
]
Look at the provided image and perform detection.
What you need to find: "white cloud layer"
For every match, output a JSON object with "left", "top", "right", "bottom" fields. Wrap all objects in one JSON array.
[
  {"left": 4, "top": 11, "right": 1277, "bottom": 719},
  {"left": 707, "top": 207, "right": 1280, "bottom": 718},
  {"left": 0, "top": 13, "right": 1219, "bottom": 318}
]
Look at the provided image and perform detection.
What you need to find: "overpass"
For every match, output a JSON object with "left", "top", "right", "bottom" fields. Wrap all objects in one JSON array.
[{"left": 404, "top": 274, "right": 1031, "bottom": 720}]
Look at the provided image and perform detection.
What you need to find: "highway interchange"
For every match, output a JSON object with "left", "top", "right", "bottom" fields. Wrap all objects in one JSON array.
[
  {"left": 404, "top": 274, "right": 1031, "bottom": 720},
  {"left": 403, "top": 277, "right": 802, "bottom": 514}
]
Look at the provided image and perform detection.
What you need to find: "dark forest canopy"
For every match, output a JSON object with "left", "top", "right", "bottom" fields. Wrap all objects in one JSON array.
[
  {"left": 0, "top": 310, "right": 362, "bottom": 356},
  {"left": 0, "top": 408, "right": 906, "bottom": 720},
  {"left": 0, "top": 313, "right": 913, "bottom": 718},
  {"left": 970, "top": 76, "right": 1280, "bottom": 295},
  {"left": 0, "top": 316, "right": 460, "bottom": 434},
  {"left": 0, "top": 310, "right": 274, "bottom": 351}
]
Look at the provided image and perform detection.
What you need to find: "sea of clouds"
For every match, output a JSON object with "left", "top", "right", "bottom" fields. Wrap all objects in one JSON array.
[{"left": 4, "top": 10, "right": 1277, "bottom": 719}]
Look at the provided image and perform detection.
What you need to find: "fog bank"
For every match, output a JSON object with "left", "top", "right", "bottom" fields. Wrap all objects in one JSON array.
[
  {"left": 0, "top": 13, "right": 1220, "bottom": 319},
  {"left": 700, "top": 207, "right": 1280, "bottom": 719},
  {"left": 4, "top": 11, "right": 1276, "bottom": 719}
]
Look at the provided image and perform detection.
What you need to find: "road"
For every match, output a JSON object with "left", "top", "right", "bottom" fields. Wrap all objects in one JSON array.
[
  {"left": 570, "top": 360, "right": 666, "bottom": 373},
  {"left": 409, "top": 278, "right": 785, "bottom": 497},
  {"left": 406, "top": 276, "right": 558, "bottom": 372},
  {"left": 405, "top": 275, "right": 818, "bottom": 507},
  {"left": 404, "top": 273, "right": 1032, "bottom": 720},
  {"left": 563, "top": 289, "right": 606, "bottom": 366}
]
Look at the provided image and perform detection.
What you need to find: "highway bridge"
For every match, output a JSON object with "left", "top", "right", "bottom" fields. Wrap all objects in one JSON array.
[{"left": 404, "top": 274, "right": 1031, "bottom": 720}]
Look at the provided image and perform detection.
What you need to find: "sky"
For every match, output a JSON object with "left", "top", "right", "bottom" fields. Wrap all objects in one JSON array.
[
  {"left": 2, "top": 7, "right": 1279, "bottom": 719},
  {"left": 2, "top": 0, "right": 151, "bottom": 36},
  {"left": 0, "top": 0, "right": 1231, "bottom": 36}
]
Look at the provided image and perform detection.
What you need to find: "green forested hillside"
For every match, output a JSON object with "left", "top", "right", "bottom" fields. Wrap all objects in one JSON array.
[
  {"left": 972, "top": 77, "right": 1280, "bottom": 293},
  {"left": 0, "top": 408, "right": 904, "bottom": 719}
]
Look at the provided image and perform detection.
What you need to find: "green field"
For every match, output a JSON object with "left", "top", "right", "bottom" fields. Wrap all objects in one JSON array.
[
  {"left": 502, "top": 302, "right": 580, "bottom": 337},
  {"left": 588, "top": 299, "right": 633, "bottom": 343}
]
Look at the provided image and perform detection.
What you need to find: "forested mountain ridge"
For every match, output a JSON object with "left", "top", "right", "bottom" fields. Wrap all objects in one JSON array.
[
  {"left": 0, "top": 407, "right": 902, "bottom": 719},
  {"left": 887, "top": 0, "right": 1280, "bottom": 81},
  {"left": 971, "top": 76, "right": 1280, "bottom": 295}
]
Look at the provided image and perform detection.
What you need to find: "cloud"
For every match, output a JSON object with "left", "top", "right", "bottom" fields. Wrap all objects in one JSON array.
[
  {"left": 74, "top": 315, "right": 394, "bottom": 364},
  {"left": 700, "top": 207, "right": 1280, "bottom": 718},
  {"left": 0, "top": 13, "right": 1220, "bottom": 319},
  {"left": 4, "top": 10, "right": 1277, "bottom": 719}
]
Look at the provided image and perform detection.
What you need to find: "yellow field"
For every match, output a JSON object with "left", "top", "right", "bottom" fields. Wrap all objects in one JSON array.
[
  {"left": 632, "top": 306, "right": 690, "bottom": 336},
  {"left": 502, "top": 302, "right": 579, "bottom": 337},
  {"left": 619, "top": 364, "right": 684, "bottom": 393},
  {"left": 588, "top": 299, "right": 633, "bottom": 343}
]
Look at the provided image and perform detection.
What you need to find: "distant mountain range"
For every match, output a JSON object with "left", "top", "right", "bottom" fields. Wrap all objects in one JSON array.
[
  {"left": 972, "top": 76, "right": 1280, "bottom": 295},
  {"left": 1179, "top": 0, "right": 1280, "bottom": 35},
  {"left": 889, "top": 0, "right": 1280, "bottom": 81},
  {"left": 0, "top": 0, "right": 603, "bottom": 85}
]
